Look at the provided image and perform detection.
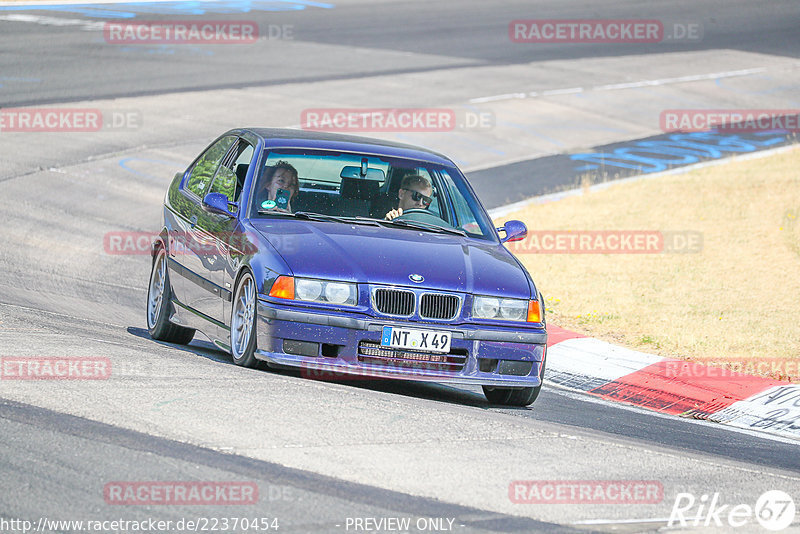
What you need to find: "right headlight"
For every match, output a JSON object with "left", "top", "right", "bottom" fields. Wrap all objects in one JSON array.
[
  {"left": 269, "top": 276, "right": 358, "bottom": 307},
  {"left": 472, "top": 296, "right": 541, "bottom": 323}
]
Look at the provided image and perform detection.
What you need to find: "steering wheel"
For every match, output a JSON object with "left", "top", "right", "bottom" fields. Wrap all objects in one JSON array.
[
  {"left": 397, "top": 208, "right": 431, "bottom": 216},
  {"left": 396, "top": 208, "right": 451, "bottom": 226}
]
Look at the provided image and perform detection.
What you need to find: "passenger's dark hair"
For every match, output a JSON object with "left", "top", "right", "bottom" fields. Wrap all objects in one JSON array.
[{"left": 263, "top": 160, "right": 299, "bottom": 199}]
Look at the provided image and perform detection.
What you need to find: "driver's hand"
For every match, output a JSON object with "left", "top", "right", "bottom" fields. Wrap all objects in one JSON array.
[{"left": 385, "top": 208, "right": 403, "bottom": 221}]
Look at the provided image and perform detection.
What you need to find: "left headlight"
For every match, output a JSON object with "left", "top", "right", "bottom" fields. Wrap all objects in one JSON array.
[
  {"left": 472, "top": 296, "right": 541, "bottom": 323},
  {"left": 269, "top": 276, "right": 358, "bottom": 307}
]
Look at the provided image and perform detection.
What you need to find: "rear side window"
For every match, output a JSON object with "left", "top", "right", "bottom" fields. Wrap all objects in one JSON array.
[
  {"left": 185, "top": 136, "right": 236, "bottom": 198},
  {"left": 209, "top": 139, "right": 254, "bottom": 203}
]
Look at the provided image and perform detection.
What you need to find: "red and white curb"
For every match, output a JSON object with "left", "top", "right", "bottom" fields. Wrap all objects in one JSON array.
[
  {"left": 487, "top": 149, "right": 800, "bottom": 440},
  {"left": 544, "top": 326, "right": 800, "bottom": 441}
]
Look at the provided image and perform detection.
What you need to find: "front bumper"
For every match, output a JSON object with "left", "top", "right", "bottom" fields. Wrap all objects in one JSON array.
[{"left": 255, "top": 299, "right": 547, "bottom": 388}]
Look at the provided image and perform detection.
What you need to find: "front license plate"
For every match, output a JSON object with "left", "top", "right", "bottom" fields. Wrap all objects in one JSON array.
[{"left": 380, "top": 326, "right": 452, "bottom": 353}]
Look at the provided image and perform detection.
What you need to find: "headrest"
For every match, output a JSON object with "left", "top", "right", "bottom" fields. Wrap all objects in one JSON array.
[{"left": 340, "top": 177, "right": 379, "bottom": 200}]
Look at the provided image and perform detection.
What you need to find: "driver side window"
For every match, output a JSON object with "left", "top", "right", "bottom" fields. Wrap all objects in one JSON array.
[{"left": 439, "top": 169, "right": 481, "bottom": 234}]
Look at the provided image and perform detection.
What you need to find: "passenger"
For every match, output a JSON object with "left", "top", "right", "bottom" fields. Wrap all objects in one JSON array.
[
  {"left": 259, "top": 160, "right": 299, "bottom": 213},
  {"left": 384, "top": 174, "right": 433, "bottom": 221}
]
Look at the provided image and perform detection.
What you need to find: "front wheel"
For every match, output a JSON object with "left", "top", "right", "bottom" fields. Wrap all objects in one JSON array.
[
  {"left": 483, "top": 358, "right": 545, "bottom": 407},
  {"left": 147, "top": 246, "right": 195, "bottom": 344},
  {"left": 230, "top": 270, "right": 259, "bottom": 368},
  {"left": 482, "top": 385, "right": 540, "bottom": 406}
]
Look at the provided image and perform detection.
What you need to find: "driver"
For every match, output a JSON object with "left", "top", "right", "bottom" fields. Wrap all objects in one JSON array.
[{"left": 384, "top": 175, "right": 432, "bottom": 221}]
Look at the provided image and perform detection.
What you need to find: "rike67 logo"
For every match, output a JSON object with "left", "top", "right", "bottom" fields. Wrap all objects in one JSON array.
[{"left": 669, "top": 490, "right": 796, "bottom": 531}]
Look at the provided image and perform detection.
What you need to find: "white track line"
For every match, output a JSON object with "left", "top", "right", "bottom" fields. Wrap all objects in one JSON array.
[
  {"left": 0, "top": 13, "right": 104, "bottom": 29},
  {"left": 572, "top": 518, "right": 672, "bottom": 525},
  {"left": 538, "top": 87, "right": 584, "bottom": 96},
  {"left": 470, "top": 67, "right": 767, "bottom": 104}
]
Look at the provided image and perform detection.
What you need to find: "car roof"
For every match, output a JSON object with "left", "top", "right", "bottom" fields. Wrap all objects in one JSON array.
[{"left": 235, "top": 128, "right": 456, "bottom": 166}]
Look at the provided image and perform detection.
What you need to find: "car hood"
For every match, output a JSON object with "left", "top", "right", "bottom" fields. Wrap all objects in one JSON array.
[{"left": 250, "top": 219, "right": 533, "bottom": 297}]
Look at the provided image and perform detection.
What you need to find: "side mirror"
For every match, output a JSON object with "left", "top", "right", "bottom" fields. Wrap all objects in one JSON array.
[
  {"left": 498, "top": 220, "right": 527, "bottom": 243},
  {"left": 202, "top": 192, "right": 237, "bottom": 218}
]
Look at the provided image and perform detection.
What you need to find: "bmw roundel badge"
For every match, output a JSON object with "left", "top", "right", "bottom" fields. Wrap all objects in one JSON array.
[{"left": 409, "top": 274, "right": 424, "bottom": 283}]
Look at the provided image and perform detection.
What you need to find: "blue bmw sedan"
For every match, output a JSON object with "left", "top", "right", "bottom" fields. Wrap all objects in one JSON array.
[{"left": 147, "top": 128, "right": 547, "bottom": 406}]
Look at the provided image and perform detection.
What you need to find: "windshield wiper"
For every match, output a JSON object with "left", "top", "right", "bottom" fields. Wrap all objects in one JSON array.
[
  {"left": 296, "top": 212, "right": 382, "bottom": 226},
  {"left": 257, "top": 209, "right": 297, "bottom": 216},
  {"left": 256, "top": 210, "right": 463, "bottom": 234},
  {"left": 380, "top": 218, "right": 467, "bottom": 236},
  {"left": 265, "top": 211, "right": 379, "bottom": 226}
]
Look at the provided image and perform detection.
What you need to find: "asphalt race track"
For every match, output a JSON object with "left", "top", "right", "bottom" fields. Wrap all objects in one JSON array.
[{"left": 1, "top": 1, "right": 799, "bottom": 532}]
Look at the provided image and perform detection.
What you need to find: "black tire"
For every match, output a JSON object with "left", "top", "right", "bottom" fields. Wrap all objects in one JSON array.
[
  {"left": 482, "top": 386, "right": 540, "bottom": 406},
  {"left": 230, "top": 270, "right": 259, "bottom": 368},
  {"left": 147, "top": 246, "right": 195, "bottom": 344},
  {"left": 483, "top": 358, "right": 546, "bottom": 407}
]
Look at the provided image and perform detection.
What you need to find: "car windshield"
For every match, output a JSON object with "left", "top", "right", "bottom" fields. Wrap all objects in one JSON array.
[{"left": 249, "top": 148, "right": 496, "bottom": 240}]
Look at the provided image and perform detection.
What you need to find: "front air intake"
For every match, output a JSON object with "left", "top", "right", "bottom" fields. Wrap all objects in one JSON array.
[
  {"left": 372, "top": 288, "right": 415, "bottom": 316},
  {"left": 420, "top": 293, "right": 460, "bottom": 320}
]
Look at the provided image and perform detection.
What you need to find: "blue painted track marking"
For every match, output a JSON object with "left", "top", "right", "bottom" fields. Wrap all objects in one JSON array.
[
  {"left": 118, "top": 157, "right": 182, "bottom": 181},
  {"left": 569, "top": 131, "right": 790, "bottom": 174},
  {"left": 0, "top": 0, "right": 334, "bottom": 19}
]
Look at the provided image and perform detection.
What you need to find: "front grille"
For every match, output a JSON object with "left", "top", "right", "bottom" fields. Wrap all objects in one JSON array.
[
  {"left": 373, "top": 288, "right": 414, "bottom": 316},
  {"left": 420, "top": 293, "right": 460, "bottom": 319},
  {"left": 357, "top": 341, "right": 467, "bottom": 372}
]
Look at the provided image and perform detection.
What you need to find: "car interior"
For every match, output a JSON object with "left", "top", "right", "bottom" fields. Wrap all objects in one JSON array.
[{"left": 291, "top": 166, "right": 442, "bottom": 220}]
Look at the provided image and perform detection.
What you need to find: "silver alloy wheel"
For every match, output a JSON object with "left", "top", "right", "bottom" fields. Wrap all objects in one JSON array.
[
  {"left": 231, "top": 272, "right": 256, "bottom": 358},
  {"left": 147, "top": 249, "right": 167, "bottom": 329}
]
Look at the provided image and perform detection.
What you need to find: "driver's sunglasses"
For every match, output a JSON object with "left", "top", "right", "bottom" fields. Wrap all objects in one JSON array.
[{"left": 402, "top": 188, "right": 432, "bottom": 207}]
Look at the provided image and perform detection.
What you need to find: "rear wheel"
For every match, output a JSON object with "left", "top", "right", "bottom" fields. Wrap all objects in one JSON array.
[
  {"left": 147, "top": 246, "right": 195, "bottom": 344},
  {"left": 230, "top": 270, "right": 259, "bottom": 368}
]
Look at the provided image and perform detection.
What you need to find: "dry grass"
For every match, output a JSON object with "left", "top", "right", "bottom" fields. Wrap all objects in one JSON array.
[{"left": 498, "top": 147, "right": 800, "bottom": 380}]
